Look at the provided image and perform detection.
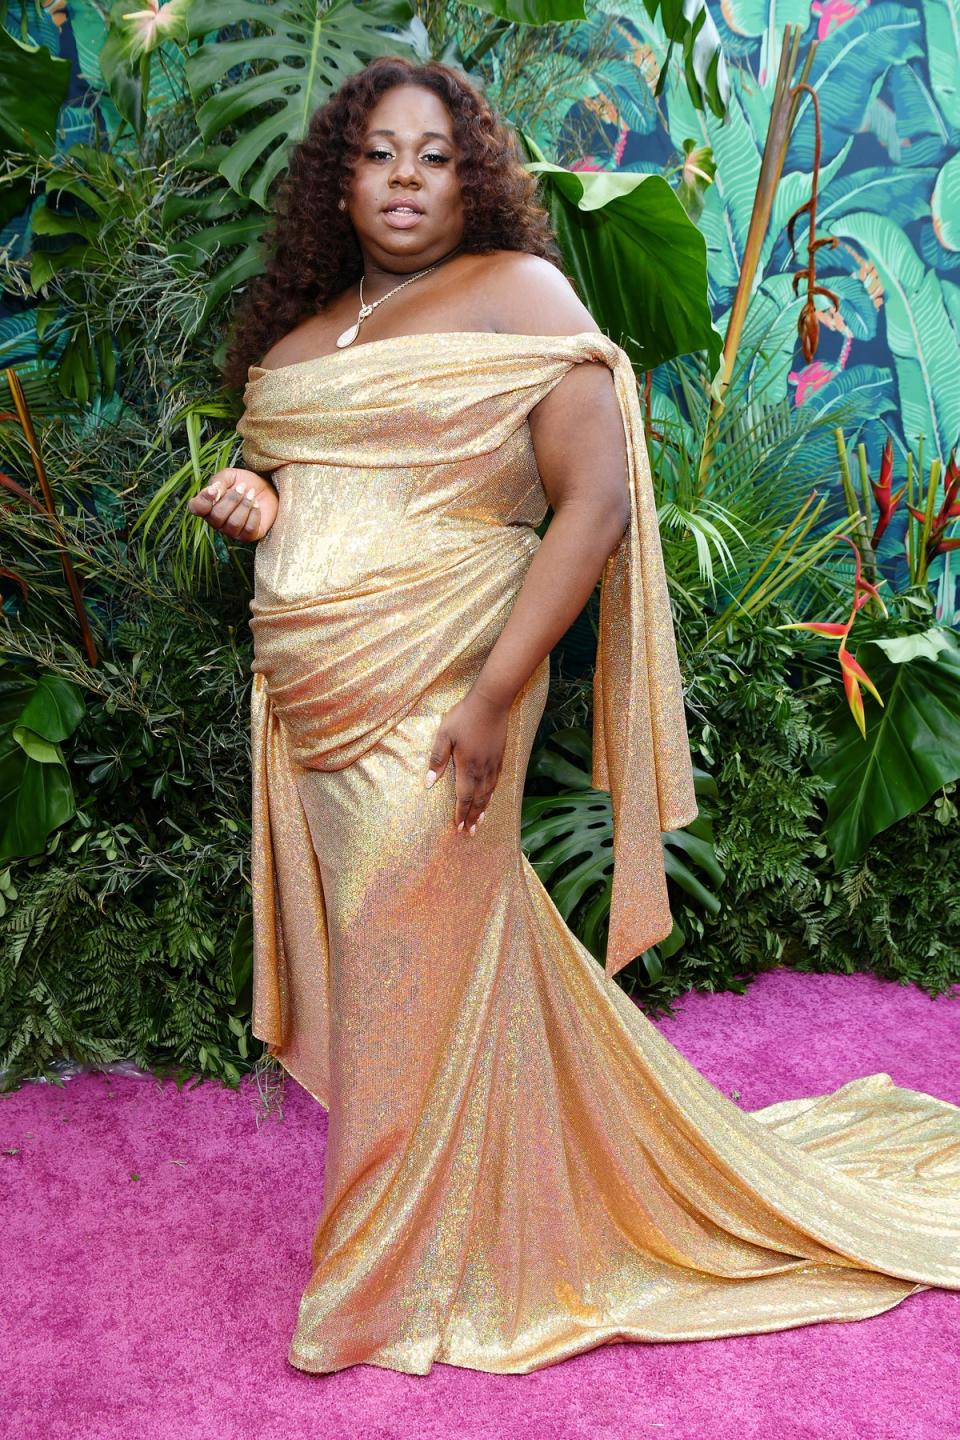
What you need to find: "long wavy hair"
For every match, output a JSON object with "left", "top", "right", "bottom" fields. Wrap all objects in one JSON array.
[{"left": 220, "top": 55, "right": 566, "bottom": 392}]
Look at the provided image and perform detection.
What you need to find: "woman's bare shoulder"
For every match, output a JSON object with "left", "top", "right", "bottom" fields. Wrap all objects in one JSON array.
[
  {"left": 482, "top": 251, "right": 601, "bottom": 338},
  {"left": 256, "top": 314, "right": 333, "bottom": 371}
]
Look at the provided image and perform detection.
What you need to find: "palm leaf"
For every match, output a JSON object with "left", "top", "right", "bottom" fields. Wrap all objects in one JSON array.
[{"left": 521, "top": 725, "right": 723, "bottom": 979}]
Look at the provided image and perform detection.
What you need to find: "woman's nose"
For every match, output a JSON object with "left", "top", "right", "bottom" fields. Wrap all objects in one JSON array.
[{"left": 388, "top": 155, "right": 421, "bottom": 184}]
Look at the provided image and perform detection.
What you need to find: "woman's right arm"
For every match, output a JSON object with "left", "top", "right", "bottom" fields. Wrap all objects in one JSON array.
[{"left": 187, "top": 467, "right": 279, "bottom": 542}]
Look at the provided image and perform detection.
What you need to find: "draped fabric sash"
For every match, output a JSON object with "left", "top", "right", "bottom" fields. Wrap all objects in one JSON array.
[{"left": 238, "top": 331, "right": 698, "bottom": 1071}]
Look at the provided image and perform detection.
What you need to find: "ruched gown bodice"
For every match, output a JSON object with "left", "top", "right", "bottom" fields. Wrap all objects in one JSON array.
[{"left": 236, "top": 330, "right": 960, "bottom": 1377}]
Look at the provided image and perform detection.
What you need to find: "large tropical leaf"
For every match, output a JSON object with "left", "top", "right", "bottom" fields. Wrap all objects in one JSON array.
[
  {"left": 816, "top": 165, "right": 937, "bottom": 236},
  {"left": 822, "top": 212, "right": 960, "bottom": 467},
  {"left": 932, "top": 153, "right": 960, "bottom": 254},
  {"left": 0, "top": 671, "right": 84, "bottom": 863},
  {"left": 521, "top": 136, "right": 722, "bottom": 375},
  {"left": 924, "top": 0, "right": 960, "bottom": 130},
  {"left": 892, "top": 60, "right": 955, "bottom": 167},
  {"left": 715, "top": 0, "right": 808, "bottom": 97},
  {"left": 0, "top": 21, "right": 70, "bottom": 157},
  {"left": 183, "top": 0, "right": 419, "bottom": 209},
  {"left": 789, "top": 4, "right": 924, "bottom": 168},
  {"left": 665, "top": 79, "right": 761, "bottom": 298},
  {"left": 812, "top": 635, "right": 960, "bottom": 870},
  {"left": 0, "top": 21, "right": 71, "bottom": 226},
  {"left": 639, "top": 0, "right": 729, "bottom": 118},
  {"left": 467, "top": 0, "right": 586, "bottom": 20}
]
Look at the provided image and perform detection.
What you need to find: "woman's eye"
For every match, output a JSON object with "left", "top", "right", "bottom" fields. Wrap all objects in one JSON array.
[{"left": 364, "top": 148, "right": 450, "bottom": 164}]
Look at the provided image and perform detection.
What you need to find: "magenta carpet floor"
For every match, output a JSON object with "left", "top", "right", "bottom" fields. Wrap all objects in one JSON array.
[{"left": 2, "top": 966, "right": 958, "bottom": 1440}]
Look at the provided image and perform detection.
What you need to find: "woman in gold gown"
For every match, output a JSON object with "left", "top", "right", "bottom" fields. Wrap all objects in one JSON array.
[{"left": 194, "top": 57, "right": 960, "bottom": 1377}]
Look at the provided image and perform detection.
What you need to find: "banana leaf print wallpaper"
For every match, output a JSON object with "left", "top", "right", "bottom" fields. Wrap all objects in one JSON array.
[
  {"left": 560, "top": 0, "right": 960, "bottom": 625},
  {"left": 1, "top": 0, "right": 958, "bottom": 621}
]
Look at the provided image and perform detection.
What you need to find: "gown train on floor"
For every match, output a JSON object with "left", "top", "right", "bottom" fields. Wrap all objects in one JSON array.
[{"left": 237, "top": 330, "right": 960, "bottom": 1376}]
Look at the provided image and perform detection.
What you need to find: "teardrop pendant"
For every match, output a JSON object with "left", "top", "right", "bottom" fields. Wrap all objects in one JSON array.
[{"left": 335, "top": 322, "right": 360, "bottom": 348}]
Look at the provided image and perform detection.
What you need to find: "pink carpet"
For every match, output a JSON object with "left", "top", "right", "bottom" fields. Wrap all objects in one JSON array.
[{"left": 2, "top": 967, "right": 958, "bottom": 1440}]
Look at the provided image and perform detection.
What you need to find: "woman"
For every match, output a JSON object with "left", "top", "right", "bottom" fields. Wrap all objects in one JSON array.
[{"left": 189, "top": 56, "right": 960, "bottom": 1377}]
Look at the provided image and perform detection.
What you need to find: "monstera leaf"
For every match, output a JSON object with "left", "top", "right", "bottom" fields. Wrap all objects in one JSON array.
[
  {"left": 183, "top": 0, "right": 419, "bottom": 208},
  {"left": 521, "top": 136, "right": 722, "bottom": 376},
  {"left": 823, "top": 212, "right": 960, "bottom": 469},
  {"left": 0, "top": 670, "right": 85, "bottom": 862},
  {"left": 812, "top": 634, "right": 960, "bottom": 871},
  {"left": 521, "top": 725, "right": 723, "bottom": 981}
]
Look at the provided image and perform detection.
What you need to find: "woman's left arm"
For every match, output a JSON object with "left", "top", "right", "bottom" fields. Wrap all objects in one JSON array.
[{"left": 425, "top": 355, "right": 631, "bottom": 835}]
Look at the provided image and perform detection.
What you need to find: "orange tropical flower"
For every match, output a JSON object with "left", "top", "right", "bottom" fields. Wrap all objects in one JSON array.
[{"left": 778, "top": 535, "right": 887, "bottom": 739}]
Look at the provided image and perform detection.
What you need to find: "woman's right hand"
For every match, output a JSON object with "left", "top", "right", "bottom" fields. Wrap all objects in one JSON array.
[{"left": 187, "top": 467, "right": 279, "bottom": 542}]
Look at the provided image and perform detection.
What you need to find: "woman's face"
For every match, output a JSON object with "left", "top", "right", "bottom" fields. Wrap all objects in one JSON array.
[{"left": 343, "top": 83, "right": 465, "bottom": 272}]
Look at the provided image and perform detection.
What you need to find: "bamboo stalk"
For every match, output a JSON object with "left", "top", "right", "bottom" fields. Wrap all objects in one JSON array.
[
  {"left": 918, "top": 456, "right": 942, "bottom": 587},
  {"left": 835, "top": 428, "right": 865, "bottom": 548},
  {"left": 854, "top": 440, "right": 879, "bottom": 586},
  {"left": 696, "top": 26, "right": 817, "bottom": 496},
  {"left": 906, "top": 449, "right": 915, "bottom": 582}
]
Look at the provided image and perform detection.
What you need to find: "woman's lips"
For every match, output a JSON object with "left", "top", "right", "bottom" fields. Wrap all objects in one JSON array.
[{"left": 382, "top": 207, "right": 424, "bottom": 229}]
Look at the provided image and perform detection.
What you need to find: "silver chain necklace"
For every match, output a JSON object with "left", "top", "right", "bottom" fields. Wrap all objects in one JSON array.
[{"left": 335, "top": 245, "right": 462, "bottom": 349}]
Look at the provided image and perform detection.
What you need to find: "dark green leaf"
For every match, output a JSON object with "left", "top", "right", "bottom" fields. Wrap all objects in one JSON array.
[{"left": 814, "top": 642, "right": 960, "bottom": 869}]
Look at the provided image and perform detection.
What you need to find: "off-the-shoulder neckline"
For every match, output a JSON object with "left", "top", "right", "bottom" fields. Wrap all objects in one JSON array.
[{"left": 246, "top": 328, "right": 619, "bottom": 381}]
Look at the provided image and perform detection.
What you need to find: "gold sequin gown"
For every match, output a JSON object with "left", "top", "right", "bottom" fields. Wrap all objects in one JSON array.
[{"left": 236, "top": 331, "right": 960, "bottom": 1377}]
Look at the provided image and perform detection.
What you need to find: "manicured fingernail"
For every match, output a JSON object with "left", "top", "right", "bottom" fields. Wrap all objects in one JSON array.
[
  {"left": 246, "top": 486, "right": 257, "bottom": 501},
  {"left": 457, "top": 820, "right": 464, "bottom": 832},
  {"left": 469, "top": 823, "right": 476, "bottom": 835},
  {"left": 205, "top": 483, "right": 222, "bottom": 498},
  {"left": 477, "top": 811, "right": 486, "bottom": 826},
  {"left": 425, "top": 769, "right": 436, "bottom": 789}
]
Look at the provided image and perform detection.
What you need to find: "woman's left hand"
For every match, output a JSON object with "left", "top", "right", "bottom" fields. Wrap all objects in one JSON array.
[{"left": 425, "top": 688, "right": 511, "bottom": 835}]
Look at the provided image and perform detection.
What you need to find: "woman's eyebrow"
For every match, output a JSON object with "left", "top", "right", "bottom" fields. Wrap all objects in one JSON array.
[{"left": 366, "top": 128, "right": 452, "bottom": 142}]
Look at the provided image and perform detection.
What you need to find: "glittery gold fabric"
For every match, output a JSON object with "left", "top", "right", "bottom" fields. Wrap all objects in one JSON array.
[{"left": 237, "top": 331, "right": 960, "bottom": 1377}]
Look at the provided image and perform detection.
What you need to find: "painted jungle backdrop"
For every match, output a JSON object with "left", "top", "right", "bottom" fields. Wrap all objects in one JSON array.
[{"left": 1, "top": 0, "right": 958, "bottom": 1092}]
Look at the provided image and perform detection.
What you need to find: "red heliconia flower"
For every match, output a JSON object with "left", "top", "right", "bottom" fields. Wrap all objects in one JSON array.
[
  {"left": 908, "top": 446, "right": 960, "bottom": 558},
  {"left": 870, "top": 435, "right": 906, "bottom": 545},
  {"left": 778, "top": 535, "right": 886, "bottom": 739}
]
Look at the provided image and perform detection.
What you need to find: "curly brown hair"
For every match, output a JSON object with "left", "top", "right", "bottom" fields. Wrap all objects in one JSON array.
[{"left": 220, "top": 54, "right": 566, "bottom": 392}]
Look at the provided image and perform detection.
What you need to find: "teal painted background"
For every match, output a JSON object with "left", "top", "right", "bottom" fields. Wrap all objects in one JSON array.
[{"left": 2, "top": 0, "right": 958, "bottom": 619}]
